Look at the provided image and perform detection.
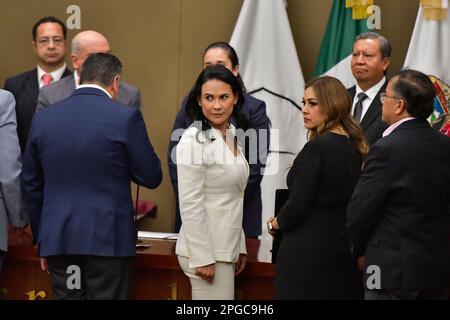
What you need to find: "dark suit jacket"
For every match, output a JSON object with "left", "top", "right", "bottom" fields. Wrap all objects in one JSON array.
[
  {"left": 347, "top": 119, "right": 450, "bottom": 290},
  {"left": 3, "top": 68, "right": 72, "bottom": 152},
  {"left": 21, "top": 87, "right": 162, "bottom": 257},
  {"left": 168, "top": 93, "right": 270, "bottom": 237},
  {"left": 348, "top": 82, "right": 388, "bottom": 146}
]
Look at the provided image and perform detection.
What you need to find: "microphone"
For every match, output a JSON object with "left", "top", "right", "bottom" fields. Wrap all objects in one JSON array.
[{"left": 134, "top": 184, "right": 142, "bottom": 244}]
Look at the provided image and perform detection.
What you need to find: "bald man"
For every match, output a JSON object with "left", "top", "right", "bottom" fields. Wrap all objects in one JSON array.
[{"left": 36, "top": 30, "right": 140, "bottom": 111}]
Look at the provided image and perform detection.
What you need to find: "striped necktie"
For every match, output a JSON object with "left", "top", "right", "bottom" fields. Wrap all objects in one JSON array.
[{"left": 353, "top": 92, "right": 368, "bottom": 123}]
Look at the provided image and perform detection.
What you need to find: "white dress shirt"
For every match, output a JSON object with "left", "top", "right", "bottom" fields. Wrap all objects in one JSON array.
[
  {"left": 78, "top": 84, "right": 112, "bottom": 99},
  {"left": 352, "top": 77, "right": 386, "bottom": 120}
]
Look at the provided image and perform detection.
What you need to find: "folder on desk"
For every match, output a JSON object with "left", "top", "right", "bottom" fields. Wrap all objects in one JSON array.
[{"left": 271, "top": 189, "right": 289, "bottom": 264}]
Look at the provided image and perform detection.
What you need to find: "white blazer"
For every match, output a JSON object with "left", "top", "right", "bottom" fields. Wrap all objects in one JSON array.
[{"left": 175, "top": 125, "right": 249, "bottom": 269}]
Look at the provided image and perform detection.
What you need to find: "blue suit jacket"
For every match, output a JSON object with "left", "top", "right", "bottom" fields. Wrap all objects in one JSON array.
[
  {"left": 22, "top": 88, "right": 162, "bottom": 257},
  {"left": 168, "top": 93, "right": 270, "bottom": 237}
]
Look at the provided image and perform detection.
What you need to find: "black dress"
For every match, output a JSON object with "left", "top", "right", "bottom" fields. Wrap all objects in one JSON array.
[{"left": 274, "top": 132, "right": 362, "bottom": 300}]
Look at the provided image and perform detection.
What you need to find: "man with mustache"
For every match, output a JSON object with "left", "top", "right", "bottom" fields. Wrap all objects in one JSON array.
[{"left": 348, "top": 32, "right": 391, "bottom": 146}]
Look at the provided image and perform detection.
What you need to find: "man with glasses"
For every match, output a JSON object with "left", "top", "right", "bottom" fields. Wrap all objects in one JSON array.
[
  {"left": 348, "top": 32, "right": 390, "bottom": 146},
  {"left": 36, "top": 30, "right": 141, "bottom": 111},
  {"left": 347, "top": 69, "right": 450, "bottom": 300},
  {"left": 3, "top": 17, "right": 72, "bottom": 153}
]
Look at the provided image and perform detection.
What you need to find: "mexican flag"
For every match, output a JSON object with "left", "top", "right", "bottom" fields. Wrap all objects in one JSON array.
[{"left": 314, "top": 0, "right": 369, "bottom": 88}]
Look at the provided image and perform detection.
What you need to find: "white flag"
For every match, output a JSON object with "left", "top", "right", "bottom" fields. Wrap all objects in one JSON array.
[
  {"left": 404, "top": 4, "right": 450, "bottom": 85},
  {"left": 230, "top": 0, "right": 307, "bottom": 260}
]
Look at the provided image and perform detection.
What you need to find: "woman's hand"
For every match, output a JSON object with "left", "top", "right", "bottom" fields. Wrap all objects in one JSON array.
[
  {"left": 195, "top": 263, "right": 215, "bottom": 283},
  {"left": 235, "top": 254, "right": 247, "bottom": 276},
  {"left": 40, "top": 258, "right": 49, "bottom": 274},
  {"left": 266, "top": 217, "right": 280, "bottom": 237}
]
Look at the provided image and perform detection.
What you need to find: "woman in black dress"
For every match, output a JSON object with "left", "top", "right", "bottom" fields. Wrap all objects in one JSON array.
[{"left": 267, "top": 76, "right": 368, "bottom": 299}]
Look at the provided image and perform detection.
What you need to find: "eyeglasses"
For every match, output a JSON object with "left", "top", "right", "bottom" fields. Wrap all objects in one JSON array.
[
  {"left": 380, "top": 92, "right": 402, "bottom": 103},
  {"left": 36, "top": 37, "right": 65, "bottom": 47}
]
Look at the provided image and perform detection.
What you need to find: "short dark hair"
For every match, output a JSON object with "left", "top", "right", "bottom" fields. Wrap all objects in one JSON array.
[
  {"left": 204, "top": 42, "right": 240, "bottom": 69},
  {"left": 391, "top": 69, "right": 436, "bottom": 119},
  {"left": 32, "top": 16, "right": 67, "bottom": 41},
  {"left": 354, "top": 32, "right": 392, "bottom": 59},
  {"left": 203, "top": 41, "right": 246, "bottom": 92},
  {"left": 186, "top": 64, "right": 249, "bottom": 132},
  {"left": 80, "top": 53, "right": 122, "bottom": 87}
]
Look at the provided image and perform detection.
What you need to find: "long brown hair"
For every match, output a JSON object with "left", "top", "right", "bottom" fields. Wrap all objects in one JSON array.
[{"left": 305, "top": 76, "right": 368, "bottom": 159}]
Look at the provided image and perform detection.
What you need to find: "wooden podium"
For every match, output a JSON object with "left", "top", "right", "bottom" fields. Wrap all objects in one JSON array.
[{"left": 0, "top": 236, "right": 275, "bottom": 300}]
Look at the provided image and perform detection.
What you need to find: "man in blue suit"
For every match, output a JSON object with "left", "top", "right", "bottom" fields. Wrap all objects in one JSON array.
[
  {"left": 168, "top": 42, "right": 270, "bottom": 238},
  {"left": 21, "top": 53, "right": 162, "bottom": 300}
]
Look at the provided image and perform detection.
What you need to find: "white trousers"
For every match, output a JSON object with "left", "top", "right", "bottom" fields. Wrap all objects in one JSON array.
[{"left": 177, "top": 256, "right": 235, "bottom": 300}]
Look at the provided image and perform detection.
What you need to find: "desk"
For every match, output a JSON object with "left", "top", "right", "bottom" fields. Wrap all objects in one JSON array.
[{"left": 0, "top": 238, "right": 275, "bottom": 300}]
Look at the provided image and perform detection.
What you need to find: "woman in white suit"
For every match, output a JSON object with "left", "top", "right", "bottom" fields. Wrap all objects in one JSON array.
[{"left": 175, "top": 65, "right": 250, "bottom": 300}]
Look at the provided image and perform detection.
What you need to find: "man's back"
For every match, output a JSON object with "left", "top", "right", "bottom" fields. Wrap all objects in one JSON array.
[
  {"left": 377, "top": 120, "right": 450, "bottom": 227},
  {"left": 376, "top": 120, "right": 449, "bottom": 234},
  {"left": 22, "top": 88, "right": 161, "bottom": 257},
  {"left": 358, "top": 119, "right": 450, "bottom": 289}
]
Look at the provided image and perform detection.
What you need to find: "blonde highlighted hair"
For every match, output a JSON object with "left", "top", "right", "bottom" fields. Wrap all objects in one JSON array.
[{"left": 305, "top": 76, "right": 369, "bottom": 160}]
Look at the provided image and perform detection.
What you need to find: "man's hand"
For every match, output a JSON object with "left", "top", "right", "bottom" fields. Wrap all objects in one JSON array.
[
  {"left": 12, "top": 226, "right": 33, "bottom": 246},
  {"left": 235, "top": 254, "right": 247, "bottom": 276},
  {"left": 195, "top": 263, "right": 215, "bottom": 283},
  {"left": 40, "top": 258, "right": 49, "bottom": 274},
  {"left": 12, "top": 227, "right": 25, "bottom": 245},
  {"left": 358, "top": 256, "right": 366, "bottom": 271}
]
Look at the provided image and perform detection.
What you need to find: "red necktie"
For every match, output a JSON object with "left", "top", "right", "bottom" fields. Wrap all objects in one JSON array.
[{"left": 41, "top": 74, "right": 54, "bottom": 87}]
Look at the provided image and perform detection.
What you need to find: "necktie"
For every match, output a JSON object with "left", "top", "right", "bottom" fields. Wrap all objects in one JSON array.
[
  {"left": 41, "top": 74, "right": 54, "bottom": 87},
  {"left": 353, "top": 92, "right": 368, "bottom": 123}
]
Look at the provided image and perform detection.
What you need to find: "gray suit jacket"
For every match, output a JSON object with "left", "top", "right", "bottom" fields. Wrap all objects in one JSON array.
[
  {"left": 36, "top": 75, "right": 141, "bottom": 111},
  {"left": 0, "top": 90, "right": 28, "bottom": 252}
]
